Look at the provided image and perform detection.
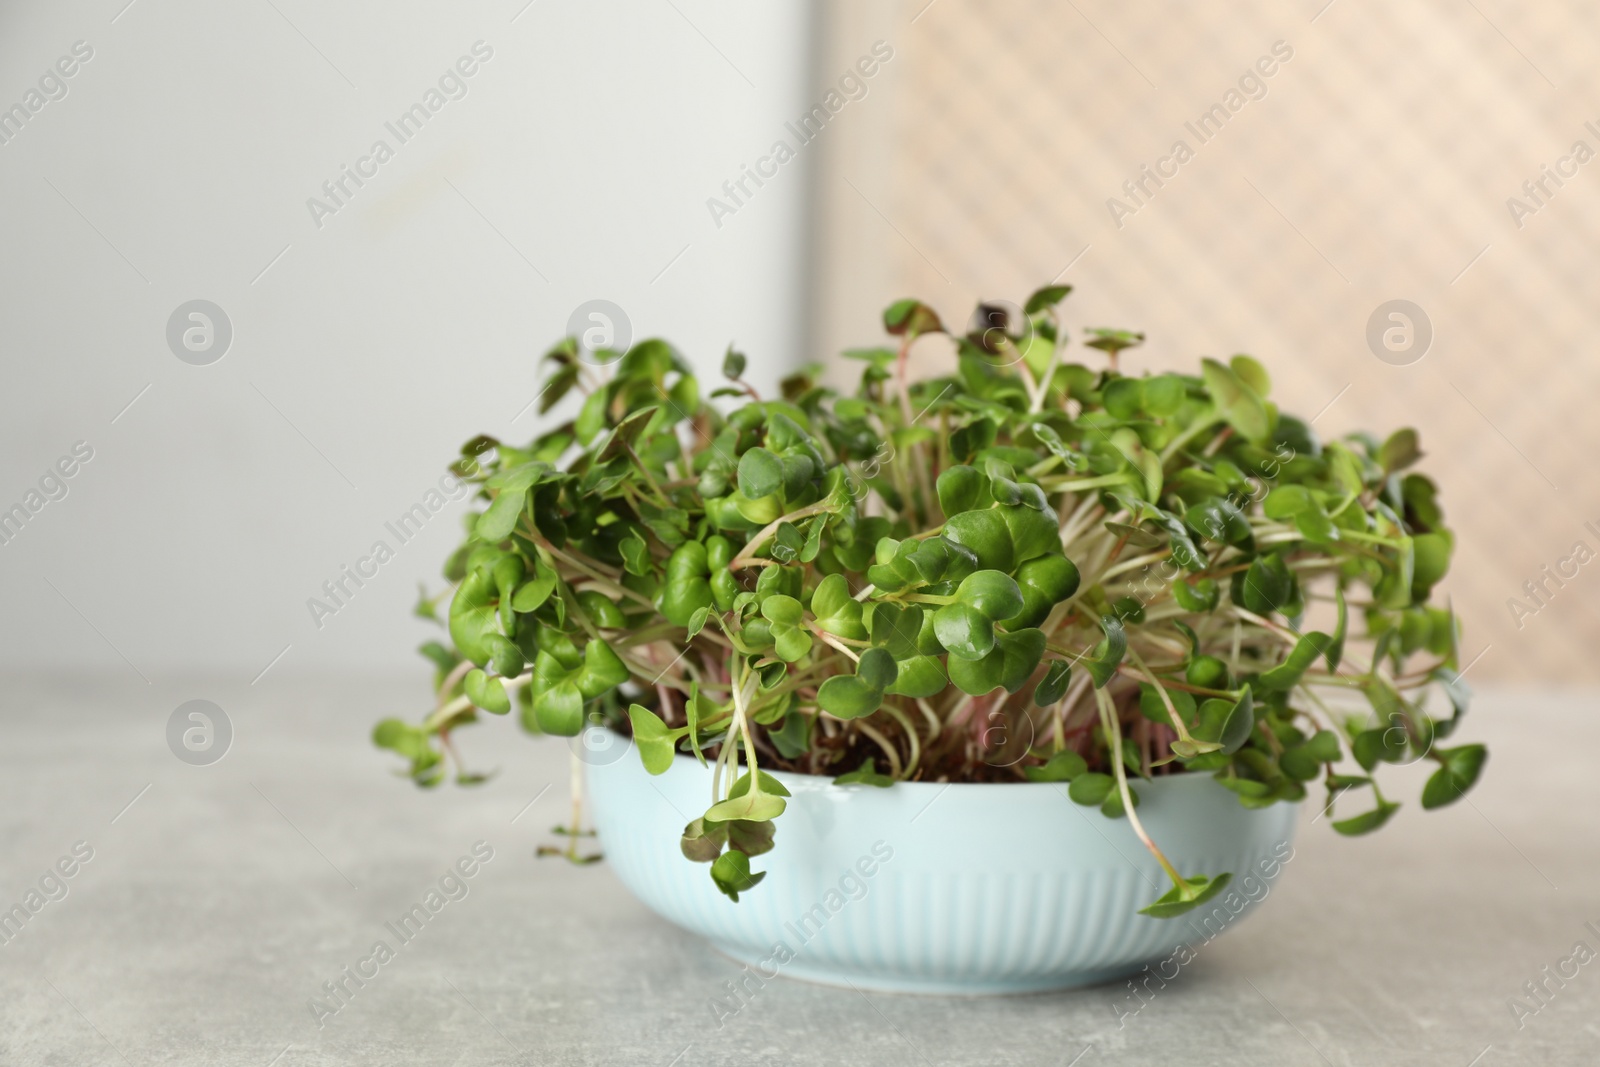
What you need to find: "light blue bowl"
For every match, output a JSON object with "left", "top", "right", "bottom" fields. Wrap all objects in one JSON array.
[{"left": 586, "top": 729, "right": 1299, "bottom": 994}]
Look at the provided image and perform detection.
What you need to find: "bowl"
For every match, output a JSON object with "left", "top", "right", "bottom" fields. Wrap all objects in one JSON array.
[{"left": 584, "top": 728, "right": 1299, "bottom": 994}]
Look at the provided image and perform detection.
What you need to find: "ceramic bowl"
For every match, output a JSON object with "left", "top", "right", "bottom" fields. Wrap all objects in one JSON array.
[{"left": 585, "top": 728, "right": 1298, "bottom": 994}]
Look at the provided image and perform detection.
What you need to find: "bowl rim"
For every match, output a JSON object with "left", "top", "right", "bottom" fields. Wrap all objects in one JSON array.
[{"left": 590, "top": 725, "right": 1233, "bottom": 797}]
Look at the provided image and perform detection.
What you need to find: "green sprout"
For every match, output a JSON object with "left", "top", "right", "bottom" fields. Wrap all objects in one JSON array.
[{"left": 374, "top": 285, "right": 1485, "bottom": 915}]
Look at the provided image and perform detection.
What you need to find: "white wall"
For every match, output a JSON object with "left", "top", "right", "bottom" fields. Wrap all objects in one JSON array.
[{"left": 0, "top": 0, "right": 814, "bottom": 678}]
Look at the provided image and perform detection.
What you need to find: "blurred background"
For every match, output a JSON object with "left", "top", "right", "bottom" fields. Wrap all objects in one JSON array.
[{"left": 3, "top": 0, "right": 1597, "bottom": 684}]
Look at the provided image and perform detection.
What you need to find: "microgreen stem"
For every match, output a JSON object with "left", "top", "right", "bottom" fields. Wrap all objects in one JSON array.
[
  {"left": 894, "top": 336, "right": 915, "bottom": 426},
  {"left": 1096, "top": 687, "right": 1184, "bottom": 888},
  {"left": 813, "top": 630, "right": 863, "bottom": 663},
  {"left": 1123, "top": 643, "right": 1198, "bottom": 745},
  {"left": 567, "top": 749, "right": 584, "bottom": 862},
  {"left": 1158, "top": 411, "right": 1222, "bottom": 464},
  {"left": 879, "top": 702, "right": 922, "bottom": 779},
  {"left": 1027, "top": 327, "right": 1061, "bottom": 414},
  {"left": 436, "top": 659, "right": 474, "bottom": 708},
  {"left": 728, "top": 501, "right": 835, "bottom": 570},
  {"left": 1038, "top": 473, "right": 1139, "bottom": 493},
  {"left": 855, "top": 719, "right": 904, "bottom": 779}
]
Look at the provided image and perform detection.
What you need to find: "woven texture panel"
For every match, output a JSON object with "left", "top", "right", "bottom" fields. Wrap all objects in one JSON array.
[{"left": 811, "top": 0, "right": 1600, "bottom": 681}]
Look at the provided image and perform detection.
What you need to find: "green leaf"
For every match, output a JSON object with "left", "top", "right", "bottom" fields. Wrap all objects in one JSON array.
[
  {"left": 1279, "top": 747, "right": 1320, "bottom": 782},
  {"left": 948, "top": 627, "right": 1046, "bottom": 695},
  {"left": 1379, "top": 428, "right": 1422, "bottom": 473},
  {"left": 710, "top": 849, "right": 765, "bottom": 901},
  {"left": 1023, "top": 749, "right": 1086, "bottom": 782},
  {"left": 770, "top": 711, "right": 812, "bottom": 759},
  {"left": 510, "top": 561, "right": 558, "bottom": 613},
  {"left": 869, "top": 602, "right": 924, "bottom": 658},
  {"left": 1262, "top": 484, "right": 1314, "bottom": 520},
  {"left": 685, "top": 683, "right": 709, "bottom": 764},
  {"left": 1304, "top": 729, "right": 1342, "bottom": 762},
  {"left": 577, "top": 639, "right": 630, "bottom": 697},
  {"left": 475, "top": 486, "right": 527, "bottom": 542},
  {"left": 1009, "top": 555, "right": 1080, "bottom": 628},
  {"left": 1138, "top": 684, "right": 1196, "bottom": 727},
  {"left": 484, "top": 634, "right": 524, "bottom": 678},
  {"left": 1084, "top": 328, "right": 1145, "bottom": 356},
  {"left": 811, "top": 573, "right": 868, "bottom": 640},
  {"left": 1067, "top": 772, "right": 1114, "bottom": 806},
  {"left": 771, "top": 626, "right": 812, "bottom": 663},
  {"left": 728, "top": 769, "right": 793, "bottom": 799},
  {"left": 1412, "top": 532, "right": 1452, "bottom": 596},
  {"left": 1143, "top": 374, "right": 1186, "bottom": 415},
  {"left": 1033, "top": 661, "right": 1072, "bottom": 706},
  {"left": 954, "top": 570, "right": 1024, "bottom": 620},
  {"left": 533, "top": 679, "right": 584, "bottom": 736},
  {"left": 1105, "top": 521, "right": 1163, "bottom": 549},
  {"left": 800, "top": 515, "right": 826, "bottom": 562},
  {"left": 1215, "top": 775, "right": 1272, "bottom": 799},
  {"left": 727, "top": 819, "right": 776, "bottom": 858},
  {"left": 1100, "top": 785, "right": 1140, "bottom": 818},
  {"left": 856, "top": 647, "right": 899, "bottom": 690},
  {"left": 680, "top": 817, "right": 727, "bottom": 862},
  {"left": 1421, "top": 744, "right": 1487, "bottom": 809},
  {"left": 1352, "top": 727, "right": 1406, "bottom": 771},
  {"left": 448, "top": 569, "right": 500, "bottom": 668},
  {"left": 1185, "top": 655, "right": 1230, "bottom": 692},
  {"left": 1102, "top": 378, "right": 1144, "bottom": 420},
  {"left": 1326, "top": 586, "right": 1348, "bottom": 670},
  {"left": 760, "top": 594, "right": 803, "bottom": 627},
  {"left": 686, "top": 605, "right": 711, "bottom": 637},
  {"left": 658, "top": 542, "right": 713, "bottom": 626},
  {"left": 417, "top": 640, "right": 458, "bottom": 676},
  {"left": 816, "top": 674, "right": 883, "bottom": 719},
  {"left": 463, "top": 669, "right": 510, "bottom": 714},
  {"left": 596, "top": 405, "right": 659, "bottom": 462},
  {"left": 1258, "top": 631, "right": 1333, "bottom": 690},
  {"left": 937, "top": 465, "right": 985, "bottom": 517},
  {"left": 738, "top": 447, "right": 783, "bottom": 500},
  {"left": 884, "top": 655, "right": 947, "bottom": 698},
  {"left": 705, "top": 789, "right": 787, "bottom": 824},
  {"left": 882, "top": 298, "right": 942, "bottom": 337},
  {"left": 1172, "top": 578, "right": 1219, "bottom": 613},
  {"left": 1201, "top": 357, "right": 1269, "bottom": 442},
  {"left": 628, "top": 704, "right": 676, "bottom": 775},
  {"left": 1192, "top": 687, "right": 1254, "bottom": 755},
  {"left": 1085, "top": 615, "right": 1126, "bottom": 689},
  {"left": 1281, "top": 729, "right": 1342, "bottom": 781},
  {"left": 1241, "top": 554, "right": 1294, "bottom": 615},
  {"left": 941, "top": 509, "right": 1014, "bottom": 572},
  {"left": 932, "top": 603, "right": 996, "bottom": 661},
  {"left": 576, "top": 589, "right": 625, "bottom": 629},
  {"left": 999, "top": 504, "right": 1060, "bottom": 564},
  {"left": 833, "top": 758, "right": 895, "bottom": 787},
  {"left": 770, "top": 521, "right": 804, "bottom": 563},
  {"left": 373, "top": 718, "right": 429, "bottom": 758},
  {"left": 1138, "top": 872, "right": 1233, "bottom": 918},
  {"left": 1186, "top": 497, "right": 1251, "bottom": 546},
  {"left": 574, "top": 388, "right": 609, "bottom": 444},
  {"left": 1294, "top": 508, "right": 1338, "bottom": 544},
  {"left": 1023, "top": 284, "right": 1072, "bottom": 315},
  {"left": 1332, "top": 799, "right": 1400, "bottom": 836},
  {"left": 1229, "top": 354, "right": 1270, "bottom": 397}
]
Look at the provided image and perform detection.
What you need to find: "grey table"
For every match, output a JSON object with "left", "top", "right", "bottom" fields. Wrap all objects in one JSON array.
[{"left": 1, "top": 675, "right": 1593, "bottom": 1066}]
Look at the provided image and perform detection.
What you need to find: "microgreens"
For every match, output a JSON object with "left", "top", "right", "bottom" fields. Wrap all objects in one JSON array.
[{"left": 375, "top": 285, "right": 1486, "bottom": 916}]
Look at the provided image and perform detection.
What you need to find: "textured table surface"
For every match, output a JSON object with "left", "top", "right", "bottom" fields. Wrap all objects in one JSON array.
[{"left": 1, "top": 675, "right": 1594, "bottom": 1066}]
